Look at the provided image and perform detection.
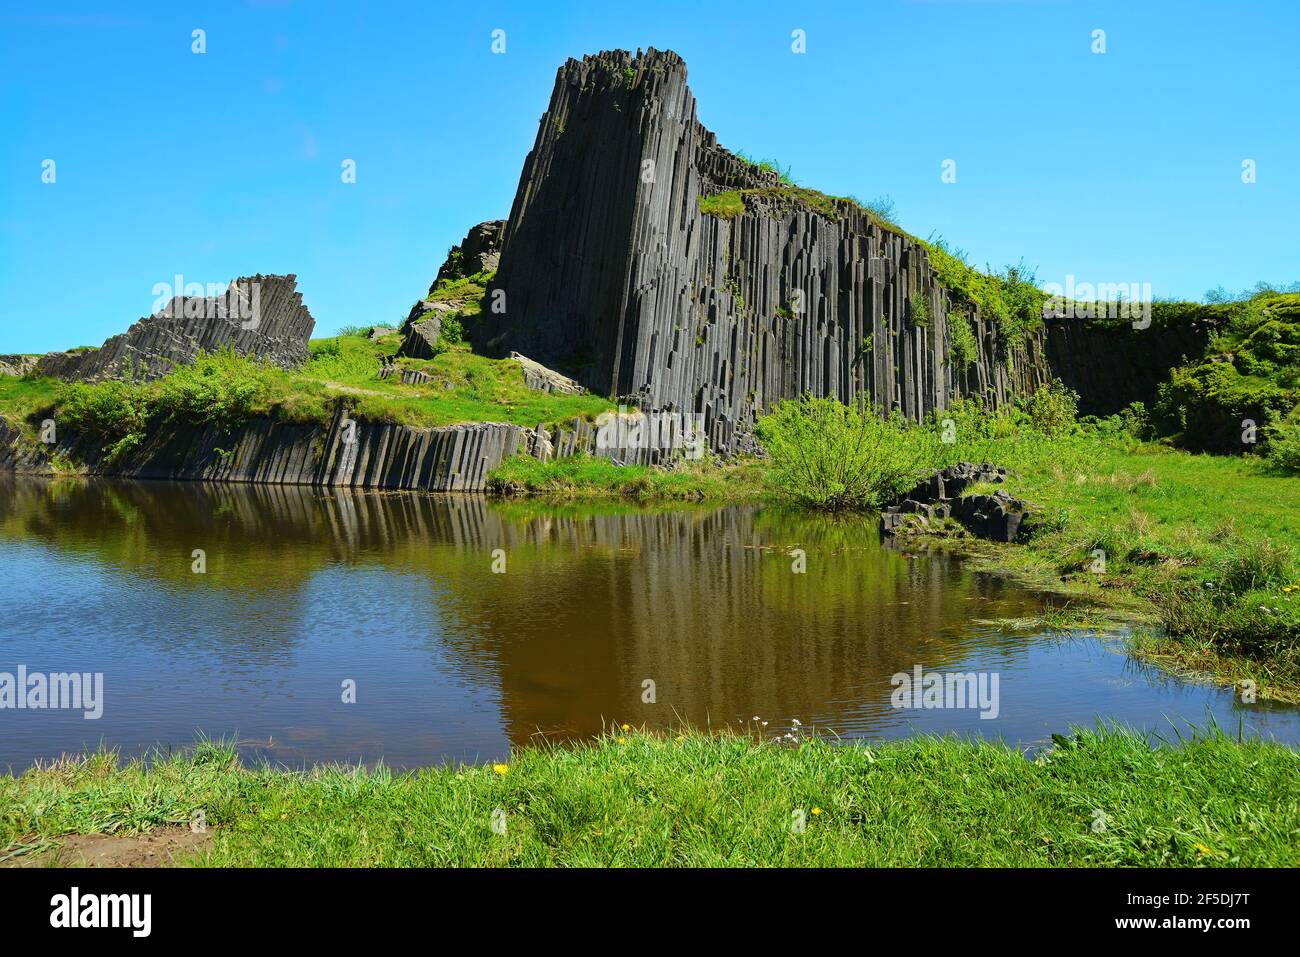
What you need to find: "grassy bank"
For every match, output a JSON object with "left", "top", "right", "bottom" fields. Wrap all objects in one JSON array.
[
  {"left": 3, "top": 728, "right": 1296, "bottom": 867},
  {"left": 486, "top": 452, "right": 765, "bottom": 501}
]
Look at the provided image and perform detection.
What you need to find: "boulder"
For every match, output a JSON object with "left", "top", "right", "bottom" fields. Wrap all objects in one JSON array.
[
  {"left": 509, "top": 352, "right": 587, "bottom": 395},
  {"left": 880, "top": 462, "right": 1031, "bottom": 543},
  {"left": 398, "top": 315, "right": 442, "bottom": 360}
]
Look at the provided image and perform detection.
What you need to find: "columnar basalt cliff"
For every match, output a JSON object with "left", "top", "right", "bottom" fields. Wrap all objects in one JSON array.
[
  {"left": 480, "top": 49, "right": 1058, "bottom": 452},
  {"left": 35, "top": 274, "right": 315, "bottom": 382},
  {"left": 0, "top": 405, "right": 670, "bottom": 491}
]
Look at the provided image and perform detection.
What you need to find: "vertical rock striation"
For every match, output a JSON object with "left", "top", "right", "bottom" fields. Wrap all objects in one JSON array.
[
  {"left": 480, "top": 48, "right": 1054, "bottom": 453},
  {"left": 35, "top": 274, "right": 315, "bottom": 382}
]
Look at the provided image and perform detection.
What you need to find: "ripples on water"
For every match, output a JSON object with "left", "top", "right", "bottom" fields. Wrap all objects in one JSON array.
[{"left": 0, "top": 476, "right": 1295, "bottom": 770}]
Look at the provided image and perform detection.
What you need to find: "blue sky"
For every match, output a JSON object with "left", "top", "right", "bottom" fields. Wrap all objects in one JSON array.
[{"left": 1, "top": 0, "right": 1297, "bottom": 353}]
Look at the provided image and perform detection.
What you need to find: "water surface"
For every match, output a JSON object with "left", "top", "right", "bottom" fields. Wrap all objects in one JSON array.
[{"left": 1, "top": 477, "right": 1296, "bottom": 770}]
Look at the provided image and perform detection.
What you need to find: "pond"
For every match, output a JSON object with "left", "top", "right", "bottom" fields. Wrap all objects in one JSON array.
[{"left": 1, "top": 476, "right": 1296, "bottom": 770}]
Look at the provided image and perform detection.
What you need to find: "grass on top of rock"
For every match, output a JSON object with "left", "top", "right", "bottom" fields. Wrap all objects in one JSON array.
[
  {"left": 0, "top": 333, "right": 616, "bottom": 459},
  {"left": 3, "top": 726, "right": 1295, "bottom": 867}
]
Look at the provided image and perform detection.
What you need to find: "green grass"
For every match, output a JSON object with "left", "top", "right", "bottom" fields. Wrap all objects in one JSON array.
[
  {"left": 900, "top": 409, "right": 1300, "bottom": 698},
  {"left": 2, "top": 727, "right": 1294, "bottom": 867},
  {"left": 0, "top": 335, "right": 617, "bottom": 453},
  {"left": 487, "top": 452, "right": 764, "bottom": 501}
]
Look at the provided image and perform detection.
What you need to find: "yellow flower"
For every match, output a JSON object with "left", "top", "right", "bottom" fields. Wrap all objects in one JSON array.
[
  {"left": 492, "top": 763, "right": 509, "bottom": 775},
  {"left": 617, "top": 737, "right": 627, "bottom": 745},
  {"left": 621, "top": 723, "right": 630, "bottom": 731},
  {"left": 811, "top": 807, "right": 822, "bottom": 815}
]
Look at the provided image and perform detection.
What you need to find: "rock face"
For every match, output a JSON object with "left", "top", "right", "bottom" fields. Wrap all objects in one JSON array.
[
  {"left": 0, "top": 405, "right": 673, "bottom": 491},
  {"left": 478, "top": 49, "right": 1056, "bottom": 454},
  {"left": 0, "top": 355, "right": 37, "bottom": 378},
  {"left": 1043, "top": 316, "right": 1212, "bottom": 417},
  {"left": 404, "top": 220, "right": 507, "bottom": 329},
  {"left": 0, "top": 408, "right": 551, "bottom": 492},
  {"left": 398, "top": 315, "right": 442, "bottom": 360},
  {"left": 35, "top": 275, "right": 315, "bottom": 382},
  {"left": 436, "top": 220, "right": 505, "bottom": 284},
  {"left": 880, "top": 462, "right": 1031, "bottom": 542}
]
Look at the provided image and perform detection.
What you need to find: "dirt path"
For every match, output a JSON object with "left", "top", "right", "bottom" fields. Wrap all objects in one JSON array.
[{"left": 2, "top": 827, "right": 212, "bottom": 867}]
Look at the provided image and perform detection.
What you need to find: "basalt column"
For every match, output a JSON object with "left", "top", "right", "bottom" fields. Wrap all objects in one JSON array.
[{"left": 483, "top": 49, "right": 1051, "bottom": 452}]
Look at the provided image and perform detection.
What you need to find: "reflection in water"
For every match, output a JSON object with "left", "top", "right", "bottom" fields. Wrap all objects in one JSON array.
[{"left": 0, "top": 476, "right": 1296, "bottom": 770}]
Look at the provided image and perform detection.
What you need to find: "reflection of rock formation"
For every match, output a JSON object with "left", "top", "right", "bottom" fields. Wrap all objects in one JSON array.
[{"left": 0, "top": 477, "right": 1046, "bottom": 748}]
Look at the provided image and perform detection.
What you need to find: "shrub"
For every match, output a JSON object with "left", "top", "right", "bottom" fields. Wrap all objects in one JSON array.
[
  {"left": 946, "top": 306, "right": 978, "bottom": 367},
  {"left": 440, "top": 313, "right": 466, "bottom": 346},
  {"left": 1264, "top": 417, "right": 1300, "bottom": 473},
  {"left": 755, "top": 395, "right": 939, "bottom": 510},
  {"left": 155, "top": 350, "right": 272, "bottom": 430},
  {"left": 909, "top": 296, "right": 930, "bottom": 327},
  {"left": 57, "top": 378, "right": 150, "bottom": 440},
  {"left": 1018, "top": 380, "right": 1079, "bottom": 437},
  {"left": 846, "top": 194, "right": 899, "bottom": 229}
]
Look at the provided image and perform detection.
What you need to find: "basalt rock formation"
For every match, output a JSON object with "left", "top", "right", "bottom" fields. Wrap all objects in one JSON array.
[
  {"left": 0, "top": 402, "right": 672, "bottom": 491},
  {"left": 404, "top": 220, "right": 506, "bottom": 328},
  {"left": 477, "top": 49, "right": 1057, "bottom": 454},
  {"left": 510, "top": 353, "right": 587, "bottom": 395},
  {"left": 474, "top": 48, "right": 1212, "bottom": 454},
  {"left": 880, "top": 463, "right": 1032, "bottom": 543},
  {"left": 436, "top": 220, "right": 505, "bottom": 285},
  {"left": 35, "top": 275, "right": 314, "bottom": 382}
]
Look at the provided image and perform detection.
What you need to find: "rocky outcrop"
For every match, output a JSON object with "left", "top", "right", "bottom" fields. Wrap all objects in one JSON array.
[
  {"left": 403, "top": 220, "right": 506, "bottom": 329},
  {"left": 510, "top": 353, "right": 587, "bottom": 395},
  {"left": 435, "top": 220, "right": 505, "bottom": 284},
  {"left": 35, "top": 275, "right": 315, "bottom": 382},
  {"left": 398, "top": 315, "right": 442, "bottom": 360},
  {"left": 478, "top": 49, "right": 1054, "bottom": 454},
  {"left": 0, "top": 418, "right": 52, "bottom": 472},
  {"left": 0, "top": 355, "right": 37, "bottom": 378},
  {"left": 0, "top": 403, "right": 680, "bottom": 490},
  {"left": 880, "top": 463, "right": 1032, "bottom": 542},
  {"left": 0, "top": 407, "right": 555, "bottom": 492}
]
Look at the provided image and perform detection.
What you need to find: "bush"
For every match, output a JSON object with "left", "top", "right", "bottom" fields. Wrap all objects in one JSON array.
[
  {"left": 1265, "top": 418, "right": 1300, "bottom": 474},
  {"left": 946, "top": 306, "right": 978, "bottom": 367},
  {"left": 57, "top": 379, "right": 150, "bottom": 440},
  {"left": 1017, "top": 380, "right": 1079, "bottom": 437},
  {"left": 155, "top": 350, "right": 272, "bottom": 430},
  {"left": 755, "top": 396, "right": 939, "bottom": 511}
]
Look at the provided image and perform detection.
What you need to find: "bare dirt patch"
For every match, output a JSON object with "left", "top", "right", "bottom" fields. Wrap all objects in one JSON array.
[{"left": 2, "top": 827, "right": 212, "bottom": 868}]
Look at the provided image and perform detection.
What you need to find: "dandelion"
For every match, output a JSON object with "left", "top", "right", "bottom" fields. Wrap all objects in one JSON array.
[
  {"left": 621, "top": 723, "right": 630, "bottom": 731},
  {"left": 811, "top": 807, "right": 822, "bottom": 816},
  {"left": 492, "top": 763, "right": 509, "bottom": 775},
  {"left": 617, "top": 737, "right": 627, "bottom": 744}
]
